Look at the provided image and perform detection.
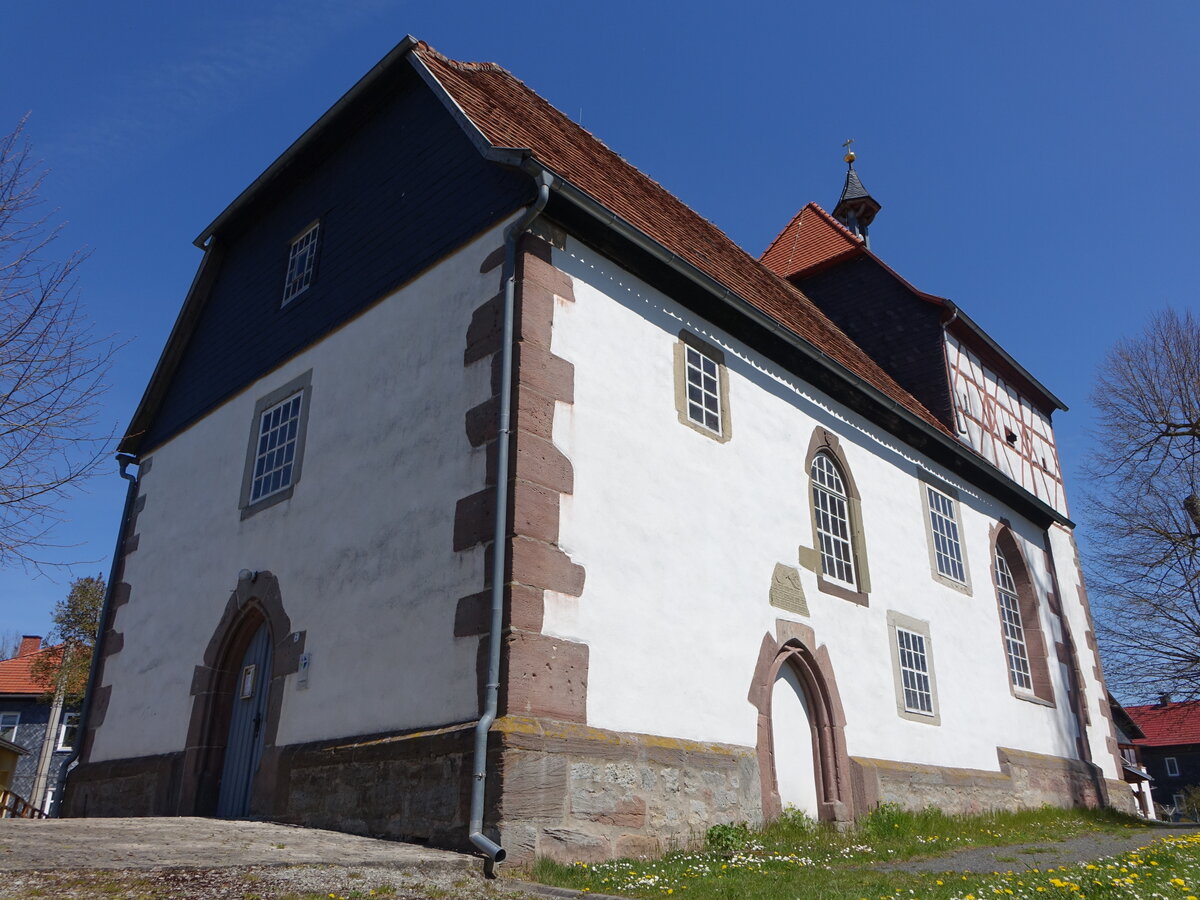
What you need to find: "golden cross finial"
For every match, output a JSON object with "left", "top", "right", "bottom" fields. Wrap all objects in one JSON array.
[{"left": 842, "top": 138, "right": 856, "bottom": 165}]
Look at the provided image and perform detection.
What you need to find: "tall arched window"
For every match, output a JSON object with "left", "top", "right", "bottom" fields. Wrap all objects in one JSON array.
[
  {"left": 991, "top": 529, "right": 1054, "bottom": 704},
  {"left": 995, "top": 546, "right": 1033, "bottom": 691},
  {"left": 811, "top": 452, "right": 855, "bottom": 588}
]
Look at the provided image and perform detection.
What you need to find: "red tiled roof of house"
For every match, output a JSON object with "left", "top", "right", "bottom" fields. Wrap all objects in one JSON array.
[
  {"left": 0, "top": 638, "right": 59, "bottom": 696},
  {"left": 413, "top": 44, "right": 953, "bottom": 439},
  {"left": 760, "top": 203, "right": 865, "bottom": 280},
  {"left": 1126, "top": 701, "right": 1200, "bottom": 747}
]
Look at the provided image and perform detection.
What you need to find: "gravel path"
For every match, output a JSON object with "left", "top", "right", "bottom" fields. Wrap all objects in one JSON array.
[{"left": 881, "top": 824, "right": 1200, "bottom": 873}]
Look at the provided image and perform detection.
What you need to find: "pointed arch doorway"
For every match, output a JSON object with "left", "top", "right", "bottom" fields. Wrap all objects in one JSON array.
[
  {"left": 179, "top": 571, "right": 304, "bottom": 819},
  {"left": 771, "top": 661, "right": 821, "bottom": 817},
  {"left": 750, "top": 624, "right": 854, "bottom": 825},
  {"left": 216, "top": 621, "right": 273, "bottom": 818}
]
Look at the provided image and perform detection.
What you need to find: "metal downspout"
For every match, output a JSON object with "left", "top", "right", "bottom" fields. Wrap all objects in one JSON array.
[
  {"left": 469, "top": 172, "right": 553, "bottom": 863},
  {"left": 49, "top": 453, "right": 139, "bottom": 817}
]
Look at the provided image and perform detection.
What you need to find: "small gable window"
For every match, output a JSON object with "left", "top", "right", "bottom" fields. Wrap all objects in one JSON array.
[
  {"left": 1167, "top": 757, "right": 1181, "bottom": 777},
  {"left": 240, "top": 370, "right": 313, "bottom": 518},
  {"left": 672, "top": 331, "right": 731, "bottom": 442},
  {"left": 812, "top": 453, "right": 855, "bottom": 588},
  {"left": 0, "top": 712, "right": 18, "bottom": 742},
  {"left": 283, "top": 222, "right": 320, "bottom": 305}
]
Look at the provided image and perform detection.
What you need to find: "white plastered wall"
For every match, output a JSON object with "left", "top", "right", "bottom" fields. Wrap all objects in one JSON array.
[
  {"left": 90, "top": 222, "right": 506, "bottom": 763},
  {"left": 545, "top": 235, "right": 1115, "bottom": 779}
]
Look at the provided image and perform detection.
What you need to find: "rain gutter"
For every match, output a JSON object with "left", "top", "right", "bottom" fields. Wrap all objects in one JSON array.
[{"left": 50, "top": 453, "right": 139, "bottom": 817}]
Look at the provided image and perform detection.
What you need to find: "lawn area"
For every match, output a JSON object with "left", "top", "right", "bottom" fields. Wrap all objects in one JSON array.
[{"left": 529, "top": 806, "right": 1194, "bottom": 900}]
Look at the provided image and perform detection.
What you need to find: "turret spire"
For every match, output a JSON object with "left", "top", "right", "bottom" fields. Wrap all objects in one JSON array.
[{"left": 832, "top": 140, "right": 881, "bottom": 248}]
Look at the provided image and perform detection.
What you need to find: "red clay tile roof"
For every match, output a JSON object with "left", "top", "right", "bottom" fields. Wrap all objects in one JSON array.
[
  {"left": 1126, "top": 702, "right": 1200, "bottom": 748},
  {"left": 0, "top": 640, "right": 59, "bottom": 696},
  {"left": 760, "top": 203, "right": 865, "bottom": 280},
  {"left": 413, "top": 44, "right": 953, "bottom": 439}
]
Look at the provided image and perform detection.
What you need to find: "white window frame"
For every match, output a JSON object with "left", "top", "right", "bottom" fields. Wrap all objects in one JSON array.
[
  {"left": 0, "top": 712, "right": 18, "bottom": 742},
  {"left": 56, "top": 712, "right": 80, "bottom": 751},
  {"left": 672, "top": 331, "right": 731, "bottom": 442},
  {"left": 995, "top": 546, "right": 1034, "bottom": 692},
  {"left": 684, "top": 345, "right": 722, "bottom": 435},
  {"left": 282, "top": 221, "right": 320, "bottom": 305},
  {"left": 239, "top": 370, "right": 313, "bottom": 518},
  {"left": 1167, "top": 757, "right": 1180, "bottom": 777},
  {"left": 887, "top": 611, "right": 941, "bottom": 725},
  {"left": 919, "top": 477, "right": 972, "bottom": 594},
  {"left": 811, "top": 452, "right": 856, "bottom": 589}
]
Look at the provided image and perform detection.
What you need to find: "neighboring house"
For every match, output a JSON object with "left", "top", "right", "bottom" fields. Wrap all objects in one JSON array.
[
  {"left": 0, "top": 636, "right": 78, "bottom": 813},
  {"left": 1126, "top": 697, "right": 1200, "bottom": 814},
  {"left": 1109, "top": 693, "right": 1154, "bottom": 818},
  {"left": 65, "top": 38, "right": 1129, "bottom": 861}
]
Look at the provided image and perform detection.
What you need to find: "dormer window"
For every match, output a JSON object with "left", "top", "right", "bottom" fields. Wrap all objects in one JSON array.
[{"left": 283, "top": 222, "right": 320, "bottom": 305}]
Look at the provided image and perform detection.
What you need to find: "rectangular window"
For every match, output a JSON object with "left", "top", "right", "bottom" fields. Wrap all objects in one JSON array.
[
  {"left": 673, "top": 332, "right": 731, "bottom": 442},
  {"left": 250, "top": 393, "right": 303, "bottom": 503},
  {"left": 926, "top": 487, "right": 966, "bottom": 583},
  {"left": 896, "top": 628, "right": 934, "bottom": 715},
  {"left": 282, "top": 222, "right": 319, "bottom": 305},
  {"left": 0, "top": 712, "right": 18, "bottom": 742},
  {"left": 1167, "top": 757, "right": 1180, "bottom": 777},
  {"left": 56, "top": 712, "right": 80, "bottom": 751},
  {"left": 240, "top": 370, "right": 313, "bottom": 517},
  {"left": 1173, "top": 793, "right": 1186, "bottom": 809},
  {"left": 887, "top": 611, "right": 940, "bottom": 724},
  {"left": 684, "top": 345, "right": 722, "bottom": 435}
]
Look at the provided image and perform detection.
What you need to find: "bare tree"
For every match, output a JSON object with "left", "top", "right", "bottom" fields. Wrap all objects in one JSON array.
[
  {"left": 1089, "top": 308, "right": 1200, "bottom": 701},
  {"left": 0, "top": 118, "right": 114, "bottom": 567},
  {"left": 0, "top": 628, "right": 22, "bottom": 659}
]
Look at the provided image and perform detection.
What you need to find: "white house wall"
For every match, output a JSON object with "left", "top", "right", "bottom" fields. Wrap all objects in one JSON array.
[
  {"left": 90, "top": 223, "right": 505, "bottom": 763},
  {"left": 545, "top": 236, "right": 1118, "bottom": 783}
]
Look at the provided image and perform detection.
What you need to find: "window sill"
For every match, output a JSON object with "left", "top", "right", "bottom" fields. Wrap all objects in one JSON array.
[
  {"left": 240, "top": 485, "right": 296, "bottom": 520},
  {"left": 1011, "top": 688, "right": 1055, "bottom": 708},
  {"left": 816, "top": 575, "right": 869, "bottom": 607},
  {"left": 930, "top": 570, "right": 973, "bottom": 596}
]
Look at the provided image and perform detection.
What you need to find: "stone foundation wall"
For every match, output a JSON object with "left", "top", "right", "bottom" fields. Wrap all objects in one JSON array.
[
  {"left": 493, "top": 716, "right": 762, "bottom": 863},
  {"left": 64, "top": 752, "right": 183, "bottom": 817},
  {"left": 273, "top": 722, "right": 477, "bottom": 851},
  {"left": 851, "top": 747, "right": 1133, "bottom": 817}
]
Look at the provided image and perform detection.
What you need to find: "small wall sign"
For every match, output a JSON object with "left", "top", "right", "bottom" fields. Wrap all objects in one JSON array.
[{"left": 240, "top": 664, "right": 257, "bottom": 699}]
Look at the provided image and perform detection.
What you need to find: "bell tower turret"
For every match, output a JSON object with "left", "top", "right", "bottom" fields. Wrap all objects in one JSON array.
[{"left": 832, "top": 139, "right": 881, "bottom": 248}]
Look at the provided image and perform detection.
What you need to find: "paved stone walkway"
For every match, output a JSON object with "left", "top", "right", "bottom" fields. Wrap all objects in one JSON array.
[
  {"left": 0, "top": 817, "right": 475, "bottom": 871},
  {"left": 881, "top": 824, "right": 1200, "bottom": 873}
]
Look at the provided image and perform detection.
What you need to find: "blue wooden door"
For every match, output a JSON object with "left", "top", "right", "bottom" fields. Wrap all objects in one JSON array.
[{"left": 216, "top": 623, "right": 272, "bottom": 818}]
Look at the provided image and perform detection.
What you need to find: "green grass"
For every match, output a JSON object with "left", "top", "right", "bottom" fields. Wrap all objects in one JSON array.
[{"left": 528, "top": 805, "right": 1172, "bottom": 900}]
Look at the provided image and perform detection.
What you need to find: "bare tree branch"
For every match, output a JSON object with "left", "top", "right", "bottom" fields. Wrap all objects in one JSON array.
[
  {"left": 0, "top": 117, "right": 117, "bottom": 568},
  {"left": 1087, "top": 308, "right": 1200, "bottom": 701}
]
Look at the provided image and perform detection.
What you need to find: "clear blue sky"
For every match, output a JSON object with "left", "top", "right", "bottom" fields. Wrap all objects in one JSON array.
[{"left": 1, "top": 2, "right": 1196, "bottom": 640}]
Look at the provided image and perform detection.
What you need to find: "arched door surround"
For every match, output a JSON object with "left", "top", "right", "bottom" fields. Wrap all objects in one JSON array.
[
  {"left": 749, "top": 621, "right": 853, "bottom": 824},
  {"left": 179, "top": 571, "right": 305, "bottom": 817}
]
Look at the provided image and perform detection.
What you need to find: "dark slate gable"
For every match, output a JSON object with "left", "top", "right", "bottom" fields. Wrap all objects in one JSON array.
[
  {"left": 795, "top": 256, "right": 955, "bottom": 429},
  {"left": 141, "top": 70, "right": 531, "bottom": 452}
]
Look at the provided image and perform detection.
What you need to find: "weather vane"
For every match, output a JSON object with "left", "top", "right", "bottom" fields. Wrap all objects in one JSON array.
[{"left": 842, "top": 138, "right": 856, "bottom": 165}]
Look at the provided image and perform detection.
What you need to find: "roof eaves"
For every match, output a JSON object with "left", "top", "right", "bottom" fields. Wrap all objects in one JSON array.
[{"left": 532, "top": 165, "right": 1069, "bottom": 527}]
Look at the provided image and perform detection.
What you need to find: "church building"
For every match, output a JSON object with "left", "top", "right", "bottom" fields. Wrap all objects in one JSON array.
[{"left": 64, "top": 37, "right": 1130, "bottom": 863}]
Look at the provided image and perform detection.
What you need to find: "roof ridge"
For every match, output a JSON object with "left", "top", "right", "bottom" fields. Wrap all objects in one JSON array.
[
  {"left": 414, "top": 41, "right": 510, "bottom": 75},
  {"left": 415, "top": 47, "right": 757, "bottom": 268}
]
